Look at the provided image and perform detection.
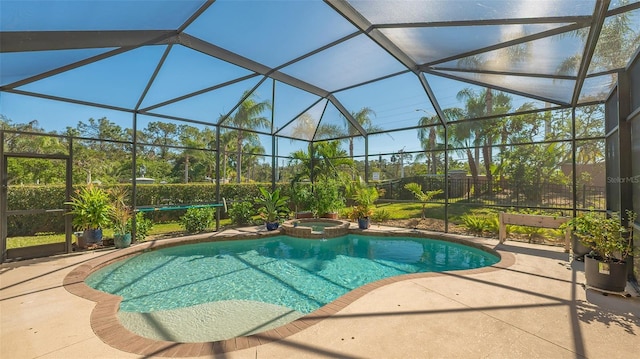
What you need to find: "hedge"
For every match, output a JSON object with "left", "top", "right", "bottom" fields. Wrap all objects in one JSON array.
[{"left": 7, "top": 182, "right": 291, "bottom": 236}]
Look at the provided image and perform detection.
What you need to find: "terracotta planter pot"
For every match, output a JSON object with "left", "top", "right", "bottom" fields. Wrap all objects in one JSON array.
[
  {"left": 584, "top": 254, "right": 628, "bottom": 292},
  {"left": 296, "top": 211, "right": 314, "bottom": 219}
]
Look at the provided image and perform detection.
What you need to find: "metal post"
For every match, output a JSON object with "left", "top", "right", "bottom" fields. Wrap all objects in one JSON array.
[
  {"left": 443, "top": 123, "right": 449, "bottom": 233},
  {"left": 617, "top": 69, "right": 634, "bottom": 280},
  {"left": 131, "top": 113, "right": 138, "bottom": 242},
  {"left": 364, "top": 136, "right": 369, "bottom": 182},
  {"left": 272, "top": 135, "right": 277, "bottom": 191},
  {"left": 271, "top": 79, "right": 277, "bottom": 191},
  {"left": 215, "top": 126, "right": 221, "bottom": 231},
  {"left": 572, "top": 107, "right": 577, "bottom": 219},
  {"left": 65, "top": 137, "right": 73, "bottom": 253},
  {"left": 0, "top": 131, "right": 6, "bottom": 263}
]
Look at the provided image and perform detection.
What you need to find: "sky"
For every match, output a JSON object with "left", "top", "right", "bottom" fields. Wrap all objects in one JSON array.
[{"left": 0, "top": 0, "right": 628, "bottom": 158}]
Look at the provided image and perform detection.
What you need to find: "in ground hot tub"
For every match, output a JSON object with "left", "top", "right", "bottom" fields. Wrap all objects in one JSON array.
[{"left": 281, "top": 218, "right": 351, "bottom": 238}]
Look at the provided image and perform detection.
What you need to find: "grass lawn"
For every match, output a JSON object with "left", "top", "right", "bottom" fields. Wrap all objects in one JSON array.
[
  {"left": 7, "top": 219, "right": 234, "bottom": 249},
  {"left": 5, "top": 204, "right": 563, "bottom": 249},
  {"left": 373, "top": 200, "right": 498, "bottom": 224}
]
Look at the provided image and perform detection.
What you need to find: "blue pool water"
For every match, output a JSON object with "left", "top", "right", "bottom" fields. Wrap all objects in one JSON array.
[{"left": 86, "top": 235, "right": 499, "bottom": 314}]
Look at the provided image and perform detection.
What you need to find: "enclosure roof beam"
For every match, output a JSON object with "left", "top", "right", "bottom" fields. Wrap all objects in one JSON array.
[
  {"left": 177, "top": 34, "right": 331, "bottom": 98},
  {"left": 328, "top": 94, "right": 367, "bottom": 137},
  {"left": 417, "top": 72, "right": 447, "bottom": 127},
  {"left": 0, "top": 30, "right": 176, "bottom": 53},
  {"left": 0, "top": 31, "right": 179, "bottom": 90},
  {"left": 571, "top": 0, "right": 610, "bottom": 106},
  {"left": 325, "top": 0, "right": 418, "bottom": 72},
  {"left": 423, "top": 22, "right": 587, "bottom": 68}
]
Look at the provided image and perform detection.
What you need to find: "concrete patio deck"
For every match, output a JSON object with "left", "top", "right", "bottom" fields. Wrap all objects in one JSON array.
[{"left": 1, "top": 226, "right": 639, "bottom": 358}]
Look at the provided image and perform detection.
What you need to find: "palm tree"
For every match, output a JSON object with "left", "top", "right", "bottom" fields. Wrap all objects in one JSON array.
[
  {"left": 342, "top": 107, "right": 382, "bottom": 160},
  {"left": 416, "top": 108, "right": 462, "bottom": 174},
  {"left": 455, "top": 88, "right": 514, "bottom": 191},
  {"left": 222, "top": 91, "right": 271, "bottom": 183}
]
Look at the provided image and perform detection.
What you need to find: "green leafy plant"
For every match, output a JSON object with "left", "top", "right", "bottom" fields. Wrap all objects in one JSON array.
[
  {"left": 290, "top": 182, "right": 314, "bottom": 213},
  {"left": 565, "top": 209, "right": 637, "bottom": 262},
  {"left": 371, "top": 209, "right": 391, "bottom": 223},
  {"left": 180, "top": 207, "right": 215, "bottom": 233},
  {"left": 484, "top": 215, "right": 500, "bottom": 235},
  {"left": 126, "top": 212, "right": 153, "bottom": 242},
  {"left": 228, "top": 201, "right": 254, "bottom": 226},
  {"left": 512, "top": 225, "right": 546, "bottom": 243},
  {"left": 256, "top": 187, "right": 289, "bottom": 223},
  {"left": 460, "top": 214, "right": 488, "bottom": 235},
  {"left": 65, "top": 184, "right": 113, "bottom": 230},
  {"left": 349, "top": 185, "right": 379, "bottom": 220},
  {"left": 404, "top": 183, "right": 443, "bottom": 218},
  {"left": 312, "top": 179, "right": 344, "bottom": 216},
  {"left": 109, "top": 187, "right": 132, "bottom": 235}
]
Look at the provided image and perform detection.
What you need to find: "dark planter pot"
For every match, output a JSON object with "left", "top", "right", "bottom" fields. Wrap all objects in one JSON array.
[
  {"left": 572, "top": 235, "right": 591, "bottom": 260},
  {"left": 266, "top": 222, "right": 280, "bottom": 231},
  {"left": 83, "top": 228, "right": 103, "bottom": 244},
  {"left": 584, "top": 255, "right": 628, "bottom": 292},
  {"left": 114, "top": 233, "right": 132, "bottom": 249},
  {"left": 75, "top": 231, "right": 87, "bottom": 249},
  {"left": 296, "top": 211, "right": 314, "bottom": 219},
  {"left": 358, "top": 217, "right": 370, "bottom": 229}
]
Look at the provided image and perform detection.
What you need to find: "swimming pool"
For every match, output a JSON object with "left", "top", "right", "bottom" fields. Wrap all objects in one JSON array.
[{"left": 86, "top": 234, "right": 498, "bottom": 341}]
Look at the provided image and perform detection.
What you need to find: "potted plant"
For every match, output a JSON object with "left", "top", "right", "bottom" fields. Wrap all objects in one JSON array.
[
  {"left": 566, "top": 209, "right": 637, "bottom": 292},
  {"left": 312, "top": 179, "right": 344, "bottom": 219},
  {"left": 349, "top": 185, "right": 379, "bottom": 229},
  {"left": 64, "top": 184, "right": 113, "bottom": 248},
  {"left": 110, "top": 187, "right": 133, "bottom": 248},
  {"left": 256, "top": 187, "right": 289, "bottom": 231}
]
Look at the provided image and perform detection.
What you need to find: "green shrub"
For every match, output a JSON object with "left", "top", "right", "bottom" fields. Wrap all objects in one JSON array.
[
  {"left": 461, "top": 214, "right": 488, "bottom": 235},
  {"left": 180, "top": 207, "right": 215, "bottom": 233},
  {"left": 371, "top": 209, "right": 391, "bottom": 223},
  {"left": 228, "top": 201, "right": 254, "bottom": 226},
  {"left": 126, "top": 212, "right": 154, "bottom": 242},
  {"left": 484, "top": 215, "right": 500, "bottom": 235}
]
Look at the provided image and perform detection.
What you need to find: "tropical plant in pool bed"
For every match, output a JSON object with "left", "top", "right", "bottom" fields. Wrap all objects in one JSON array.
[
  {"left": 371, "top": 208, "right": 390, "bottom": 224},
  {"left": 403, "top": 182, "right": 442, "bottom": 219},
  {"left": 126, "top": 212, "right": 153, "bottom": 242},
  {"left": 460, "top": 214, "right": 488, "bottom": 235},
  {"left": 291, "top": 182, "right": 314, "bottom": 218},
  {"left": 256, "top": 187, "right": 289, "bottom": 230},
  {"left": 180, "top": 207, "right": 215, "bottom": 233},
  {"left": 349, "top": 184, "right": 379, "bottom": 229},
  {"left": 312, "top": 178, "right": 344, "bottom": 218},
  {"left": 565, "top": 209, "right": 637, "bottom": 292},
  {"left": 109, "top": 187, "right": 133, "bottom": 248},
  {"left": 64, "top": 184, "right": 113, "bottom": 247},
  {"left": 228, "top": 201, "right": 254, "bottom": 226}
]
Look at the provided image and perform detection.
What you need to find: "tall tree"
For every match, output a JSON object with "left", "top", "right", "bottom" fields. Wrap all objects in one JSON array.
[
  {"left": 417, "top": 108, "right": 462, "bottom": 175},
  {"left": 143, "top": 121, "right": 179, "bottom": 160},
  {"left": 222, "top": 91, "right": 271, "bottom": 183},
  {"left": 342, "top": 107, "right": 381, "bottom": 159}
]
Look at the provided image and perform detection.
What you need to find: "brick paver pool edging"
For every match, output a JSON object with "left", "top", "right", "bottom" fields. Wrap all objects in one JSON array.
[{"left": 63, "top": 227, "right": 515, "bottom": 357}]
